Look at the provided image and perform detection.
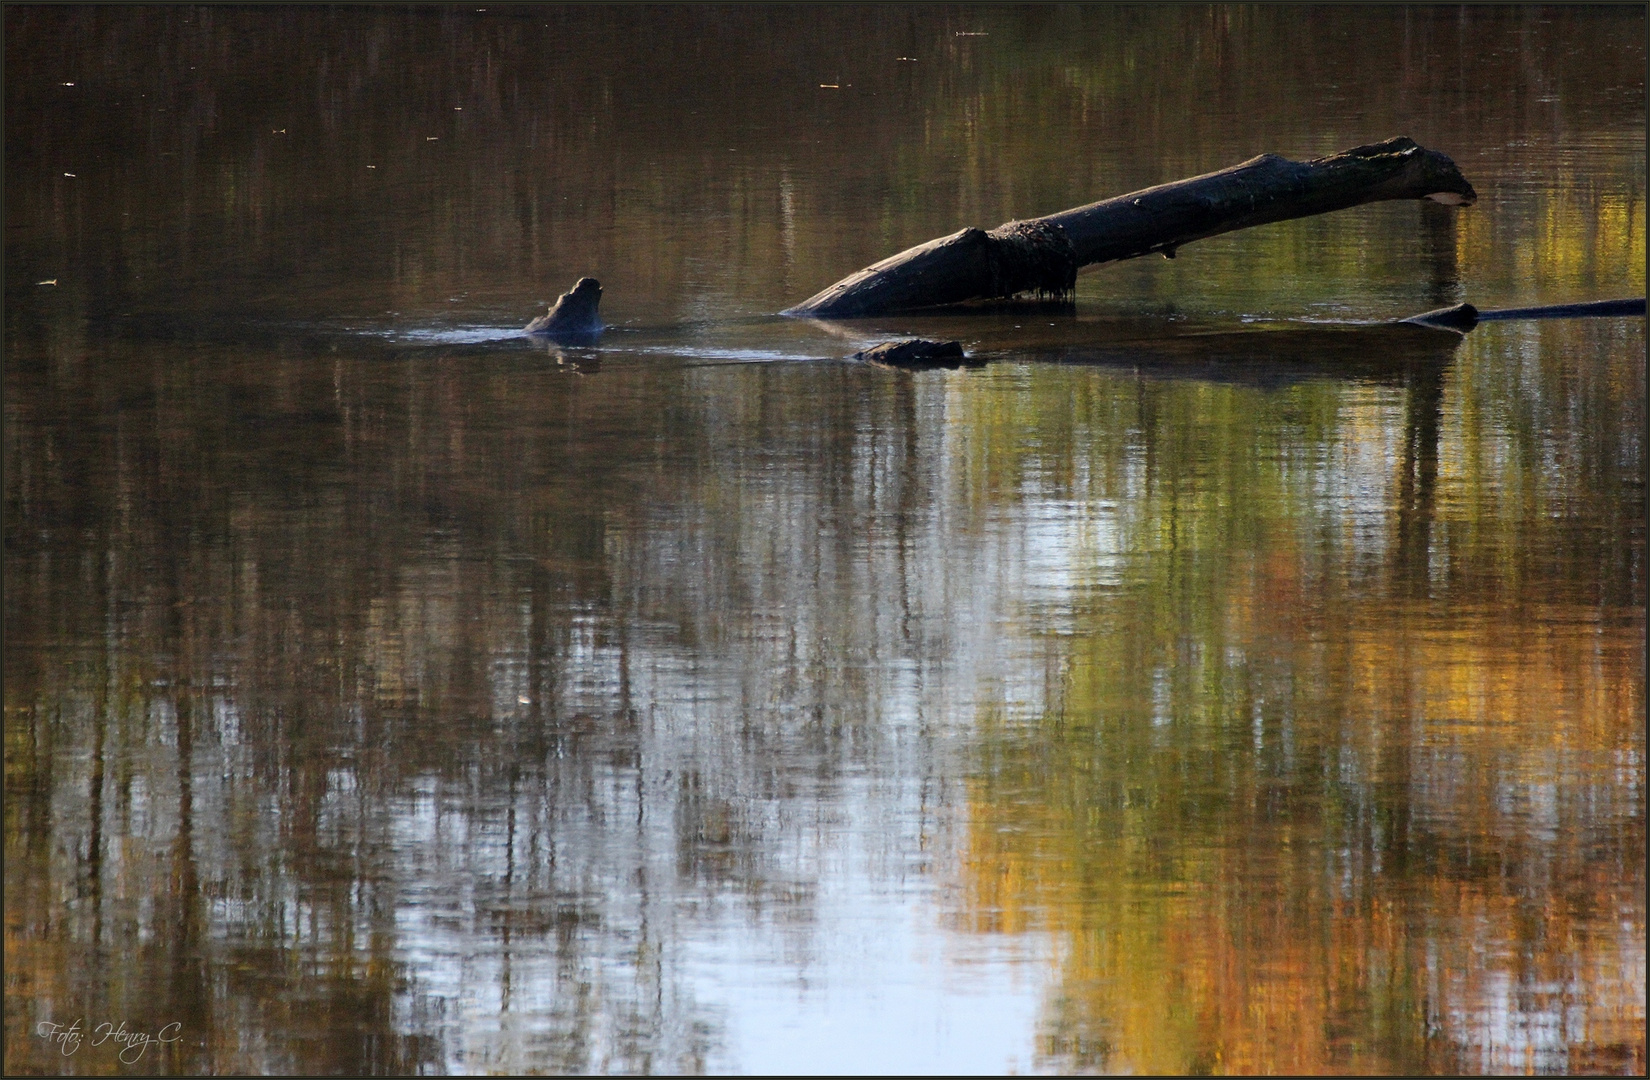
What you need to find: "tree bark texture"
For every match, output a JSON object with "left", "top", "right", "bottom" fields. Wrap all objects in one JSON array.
[{"left": 785, "top": 137, "right": 1478, "bottom": 318}]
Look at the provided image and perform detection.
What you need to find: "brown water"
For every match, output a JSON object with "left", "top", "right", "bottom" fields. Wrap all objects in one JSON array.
[{"left": 5, "top": 6, "right": 1644, "bottom": 1074}]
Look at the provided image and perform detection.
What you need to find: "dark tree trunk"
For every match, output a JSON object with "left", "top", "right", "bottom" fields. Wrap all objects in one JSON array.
[{"left": 785, "top": 137, "right": 1478, "bottom": 318}]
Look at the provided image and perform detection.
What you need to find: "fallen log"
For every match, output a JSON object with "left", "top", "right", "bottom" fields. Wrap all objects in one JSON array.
[{"left": 784, "top": 137, "right": 1477, "bottom": 318}]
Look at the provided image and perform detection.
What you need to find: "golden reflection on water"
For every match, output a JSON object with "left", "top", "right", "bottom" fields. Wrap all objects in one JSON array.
[
  {"left": 5, "top": 5, "right": 1644, "bottom": 1075},
  {"left": 962, "top": 602, "right": 1642, "bottom": 1073},
  {"left": 953, "top": 319, "right": 1644, "bottom": 1074}
]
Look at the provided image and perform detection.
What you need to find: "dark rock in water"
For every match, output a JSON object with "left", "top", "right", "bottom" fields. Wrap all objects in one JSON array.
[
  {"left": 852, "top": 338, "right": 974, "bottom": 369},
  {"left": 526, "top": 277, "right": 603, "bottom": 337}
]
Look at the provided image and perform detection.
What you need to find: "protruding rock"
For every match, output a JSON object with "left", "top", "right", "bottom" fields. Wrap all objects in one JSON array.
[
  {"left": 852, "top": 338, "right": 973, "bottom": 369},
  {"left": 526, "top": 277, "right": 603, "bottom": 337}
]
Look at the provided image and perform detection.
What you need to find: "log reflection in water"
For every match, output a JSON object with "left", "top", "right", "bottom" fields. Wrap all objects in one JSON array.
[{"left": 1014, "top": 323, "right": 1462, "bottom": 387}]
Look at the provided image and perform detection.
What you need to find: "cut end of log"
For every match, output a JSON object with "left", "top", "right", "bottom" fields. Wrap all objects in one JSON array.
[{"left": 1324, "top": 136, "right": 1477, "bottom": 207}]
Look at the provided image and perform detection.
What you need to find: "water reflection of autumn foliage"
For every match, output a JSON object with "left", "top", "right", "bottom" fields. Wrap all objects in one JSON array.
[
  {"left": 958, "top": 331, "right": 1645, "bottom": 1071},
  {"left": 965, "top": 611, "right": 1642, "bottom": 1072}
]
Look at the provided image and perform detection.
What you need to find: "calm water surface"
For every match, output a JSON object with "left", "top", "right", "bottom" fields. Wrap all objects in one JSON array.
[{"left": 5, "top": 6, "right": 1644, "bottom": 1074}]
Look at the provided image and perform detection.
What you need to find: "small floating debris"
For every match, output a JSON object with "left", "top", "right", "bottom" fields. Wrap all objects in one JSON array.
[
  {"left": 819, "top": 83, "right": 840, "bottom": 89},
  {"left": 37, "top": 279, "right": 58, "bottom": 286},
  {"left": 853, "top": 338, "right": 980, "bottom": 370},
  {"left": 62, "top": 172, "right": 75, "bottom": 177}
]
